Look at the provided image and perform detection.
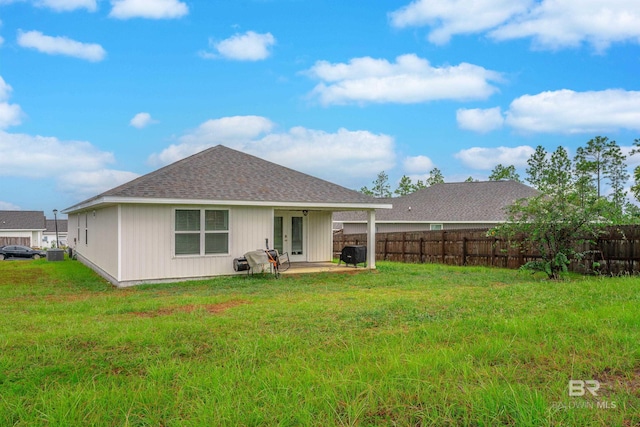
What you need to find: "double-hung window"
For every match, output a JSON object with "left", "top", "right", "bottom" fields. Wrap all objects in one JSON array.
[{"left": 175, "top": 209, "right": 229, "bottom": 256}]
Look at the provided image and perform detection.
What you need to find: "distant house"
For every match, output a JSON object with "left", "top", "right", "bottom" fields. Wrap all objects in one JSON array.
[
  {"left": 333, "top": 181, "right": 540, "bottom": 234},
  {"left": 0, "top": 210, "right": 47, "bottom": 247},
  {"left": 63, "top": 145, "right": 390, "bottom": 287},
  {"left": 42, "top": 219, "right": 68, "bottom": 248}
]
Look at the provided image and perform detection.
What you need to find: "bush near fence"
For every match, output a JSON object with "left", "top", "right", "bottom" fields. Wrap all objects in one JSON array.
[{"left": 333, "top": 225, "right": 640, "bottom": 275}]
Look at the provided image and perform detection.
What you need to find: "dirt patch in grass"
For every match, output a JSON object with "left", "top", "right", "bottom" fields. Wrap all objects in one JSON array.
[
  {"left": 597, "top": 366, "right": 640, "bottom": 396},
  {"left": 130, "top": 300, "right": 250, "bottom": 317},
  {"left": 0, "top": 266, "right": 44, "bottom": 286}
]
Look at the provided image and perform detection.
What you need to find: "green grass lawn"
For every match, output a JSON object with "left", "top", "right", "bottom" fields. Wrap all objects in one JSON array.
[{"left": 0, "top": 259, "right": 638, "bottom": 426}]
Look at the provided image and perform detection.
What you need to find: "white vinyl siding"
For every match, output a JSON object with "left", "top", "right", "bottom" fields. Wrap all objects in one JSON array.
[
  {"left": 70, "top": 204, "right": 339, "bottom": 286},
  {"left": 307, "top": 211, "right": 332, "bottom": 262},
  {"left": 70, "top": 207, "right": 119, "bottom": 281},
  {"left": 118, "top": 205, "right": 272, "bottom": 285}
]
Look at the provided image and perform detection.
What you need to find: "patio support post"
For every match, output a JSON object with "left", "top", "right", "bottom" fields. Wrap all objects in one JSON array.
[{"left": 367, "top": 209, "right": 376, "bottom": 269}]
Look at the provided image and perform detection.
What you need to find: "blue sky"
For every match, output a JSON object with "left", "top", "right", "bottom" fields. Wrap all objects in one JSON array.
[{"left": 1, "top": 0, "right": 640, "bottom": 218}]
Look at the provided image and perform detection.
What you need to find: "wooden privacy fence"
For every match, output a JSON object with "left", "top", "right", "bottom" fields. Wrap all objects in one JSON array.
[{"left": 333, "top": 225, "right": 640, "bottom": 275}]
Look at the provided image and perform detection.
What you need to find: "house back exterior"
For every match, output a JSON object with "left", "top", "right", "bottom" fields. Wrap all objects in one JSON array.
[{"left": 64, "top": 145, "right": 389, "bottom": 287}]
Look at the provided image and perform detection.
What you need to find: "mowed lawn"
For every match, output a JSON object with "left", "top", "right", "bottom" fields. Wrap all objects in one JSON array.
[{"left": 0, "top": 259, "right": 638, "bottom": 426}]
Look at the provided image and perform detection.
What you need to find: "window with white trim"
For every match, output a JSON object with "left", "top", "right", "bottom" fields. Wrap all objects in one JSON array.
[
  {"left": 430, "top": 224, "right": 443, "bottom": 231},
  {"left": 175, "top": 209, "right": 229, "bottom": 256}
]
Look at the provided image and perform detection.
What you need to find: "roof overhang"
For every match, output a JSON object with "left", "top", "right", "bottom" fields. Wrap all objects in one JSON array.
[{"left": 62, "top": 196, "right": 392, "bottom": 214}]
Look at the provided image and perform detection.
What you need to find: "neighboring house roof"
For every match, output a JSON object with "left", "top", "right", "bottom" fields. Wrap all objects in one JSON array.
[
  {"left": 0, "top": 210, "right": 46, "bottom": 230},
  {"left": 334, "top": 181, "right": 540, "bottom": 223},
  {"left": 45, "top": 219, "right": 68, "bottom": 233},
  {"left": 64, "top": 145, "right": 388, "bottom": 212}
]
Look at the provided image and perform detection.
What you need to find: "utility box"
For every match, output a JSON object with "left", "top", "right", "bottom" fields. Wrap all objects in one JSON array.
[{"left": 47, "top": 249, "right": 65, "bottom": 262}]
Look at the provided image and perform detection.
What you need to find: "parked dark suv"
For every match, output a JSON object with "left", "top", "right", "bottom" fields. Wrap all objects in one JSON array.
[{"left": 0, "top": 245, "right": 47, "bottom": 260}]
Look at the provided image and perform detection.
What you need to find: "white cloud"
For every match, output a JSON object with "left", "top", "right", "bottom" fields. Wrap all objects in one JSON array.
[
  {"left": 34, "top": 0, "right": 97, "bottom": 12},
  {"left": 0, "top": 130, "right": 138, "bottom": 198},
  {"left": 109, "top": 0, "right": 188, "bottom": 20},
  {"left": 200, "top": 31, "right": 276, "bottom": 61},
  {"left": 454, "top": 145, "right": 535, "bottom": 170},
  {"left": 505, "top": 89, "right": 640, "bottom": 134},
  {"left": 0, "top": 76, "right": 11, "bottom": 102},
  {"left": 253, "top": 127, "right": 396, "bottom": 183},
  {"left": 149, "top": 115, "right": 396, "bottom": 187},
  {"left": 17, "top": 30, "right": 106, "bottom": 62},
  {"left": 57, "top": 169, "right": 139, "bottom": 199},
  {"left": 305, "top": 54, "right": 502, "bottom": 105},
  {"left": 459, "top": 90, "right": 640, "bottom": 135},
  {"left": 0, "top": 36, "right": 4, "bottom": 46},
  {"left": 129, "top": 112, "right": 157, "bottom": 129},
  {"left": 456, "top": 107, "right": 504, "bottom": 132},
  {"left": 490, "top": 0, "right": 640, "bottom": 51},
  {"left": 149, "top": 115, "right": 275, "bottom": 165},
  {"left": 403, "top": 155, "right": 434, "bottom": 173},
  {"left": 390, "top": 0, "right": 640, "bottom": 51},
  {"left": 623, "top": 145, "right": 640, "bottom": 167},
  {"left": 389, "top": 0, "right": 530, "bottom": 45},
  {"left": 0, "top": 103, "right": 23, "bottom": 128},
  {"left": 0, "top": 0, "right": 96, "bottom": 11},
  {"left": 0, "top": 76, "right": 25, "bottom": 129},
  {"left": 0, "top": 200, "right": 21, "bottom": 210},
  {"left": 401, "top": 155, "right": 436, "bottom": 184}
]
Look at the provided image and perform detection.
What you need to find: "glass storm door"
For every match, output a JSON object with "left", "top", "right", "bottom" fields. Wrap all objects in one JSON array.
[{"left": 274, "top": 213, "right": 306, "bottom": 262}]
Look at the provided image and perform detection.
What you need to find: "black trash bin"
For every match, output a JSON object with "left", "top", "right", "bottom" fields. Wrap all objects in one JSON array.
[{"left": 339, "top": 245, "right": 367, "bottom": 267}]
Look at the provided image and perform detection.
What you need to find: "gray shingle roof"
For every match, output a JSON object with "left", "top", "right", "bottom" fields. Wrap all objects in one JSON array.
[
  {"left": 0, "top": 211, "right": 46, "bottom": 230},
  {"left": 67, "top": 145, "right": 379, "bottom": 210},
  {"left": 45, "top": 219, "right": 68, "bottom": 233},
  {"left": 334, "top": 181, "right": 539, "bottom": 222}
]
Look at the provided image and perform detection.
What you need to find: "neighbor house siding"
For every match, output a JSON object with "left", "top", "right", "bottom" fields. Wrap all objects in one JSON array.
[
  {"left": 0, "top": 231, "right": 39, "bottom": 247},
  {"left": 307, "top": 211, "right": 332, "bottom": 262},
  {"left": 118, "top": 205, "right": 273, "bottom": 285},
  {"left": 341, "top": 222, "right": 499, "bottom": 235}
]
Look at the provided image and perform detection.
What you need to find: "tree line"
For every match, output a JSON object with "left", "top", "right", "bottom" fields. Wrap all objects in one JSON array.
[
  {"left": 361, "top": 136, "right": 640, "bottom": 222},
  {"left": 360, "top": 136, "right": 640, "bottom": 279},
  {"left": 489, "top": 136, "right": 639, "bottom": 279}
]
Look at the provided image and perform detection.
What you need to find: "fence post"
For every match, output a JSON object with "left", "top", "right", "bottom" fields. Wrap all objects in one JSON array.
[
  {"left": 384, "top": 237, "right": 388, "bottom": 261},
  {"left": 419, "top": 237, "right": 424, "bottom": 263},
  {"left": 402, "top": 233, "right": 406, "bottom": 262},
  {"left": 518, "top": 238, "right": 524, "bottom": 268},
  {"left": 462, "top": 237, "right": 467, "bottom": 266},
  {"left": 441, "top": 230, "right": 446, "bottom": 264},
  {"left": 629, "top": 236, "right": 634, "bottom": 273},
  {"left": 492, "top": 238, "right": 497, "bottom": 266}
]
